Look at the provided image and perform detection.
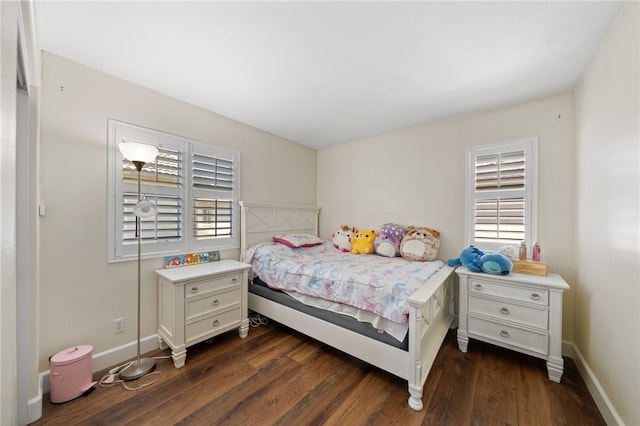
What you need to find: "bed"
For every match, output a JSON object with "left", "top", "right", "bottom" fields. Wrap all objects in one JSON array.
[{"left": 239, "top": 201, "right": 456, "bottom": 411}]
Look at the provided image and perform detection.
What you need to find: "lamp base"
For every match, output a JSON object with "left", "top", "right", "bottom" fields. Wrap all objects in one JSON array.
[{"left": 119, "top": 357, "right": 156, "bottom": 381}]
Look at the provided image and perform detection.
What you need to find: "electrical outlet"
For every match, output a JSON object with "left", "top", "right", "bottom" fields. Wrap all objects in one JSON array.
[{"left": 113, "top": 317, "right": 125, "bottom": 334}]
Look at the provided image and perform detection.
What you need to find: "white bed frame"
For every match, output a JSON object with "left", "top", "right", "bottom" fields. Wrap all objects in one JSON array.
[{"left": 240, "top": 201, "right": 456, "bottom": 411}]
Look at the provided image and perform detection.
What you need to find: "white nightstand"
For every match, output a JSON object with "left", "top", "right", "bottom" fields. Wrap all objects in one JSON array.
[
  {"left": 456, "top": 266, "right": 569, "bottom": 382},
  {"left": 156, "top": 259, "right": 252, "bottom": 368}
]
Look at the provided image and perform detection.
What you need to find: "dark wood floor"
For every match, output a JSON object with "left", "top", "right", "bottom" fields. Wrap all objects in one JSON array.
[{"left": 33, "top": 321, "right": 606, "bottom": 425}]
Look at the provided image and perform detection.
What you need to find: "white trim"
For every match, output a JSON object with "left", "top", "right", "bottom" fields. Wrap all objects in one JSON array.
[
  {"left": 564, "top": 341, "right": 624, "bottom": 426},
  {"left": 17, "top": 1, "right": 40, "bottom": 90},
  {"left": 26, "top": 383, "right": 42, "bottom": 425},
  {"left": 107, "top": 119, "right": 241, "bottom": 262},
  {"left": 40, "top": 334, "right": 160, "bottom": 395},
  {"left": 2, "top": 3, "right": 20, "bottom": 425},
  {"left": 16, "top": 86, "right": 31, "bottom": 426}
]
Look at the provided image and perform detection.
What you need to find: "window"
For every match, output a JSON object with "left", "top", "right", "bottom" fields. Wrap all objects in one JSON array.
[
  {"left": 108, "top": 120, "right": 240, "bottom": 261},
  {"left": 465, "top": 138, "right": 538, "bottom": 252}
]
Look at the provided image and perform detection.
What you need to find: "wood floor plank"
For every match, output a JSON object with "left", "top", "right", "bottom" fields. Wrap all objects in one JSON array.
[
  {"left": 246, "top": 327, "right": 305, "bottom": 369},
  {"left": 32, "top": 324, "right": 607, "bottom": 426},
  {"left": 372, "top": 330, "right": 458, "bottom": 426},
  {"left": 372, "top": 373, "right": 427, "bottom": 426},
  {"left": 322, "top": 367, "right": 397, "bottom": 425},
  {"left": 175, "top": 353, "right": 300, "bottom": 425},
  {"left": 286, "top": 337, "right": 324, "bottom": 364},
  {"left": 547, "top": 357, "right": 606, "bottom": 425},
  {"left": 514, "top": 353, "right": 554, "bottom": 426},
  {"left": 470, "top": 342, "right": 520, "bottom": 425},
  {"left": 421, "top": 337, "right": 482, "bottom": 424},
  {"left": 121, "top": 359, "right": 257, "bottom": 425},
  {"left": 274, "top": 347, "right": 371, "bottom": 425}
]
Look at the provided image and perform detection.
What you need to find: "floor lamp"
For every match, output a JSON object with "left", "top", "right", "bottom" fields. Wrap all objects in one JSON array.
[{"left": 118, "top": 141, "right": 159, "bottom": 381}]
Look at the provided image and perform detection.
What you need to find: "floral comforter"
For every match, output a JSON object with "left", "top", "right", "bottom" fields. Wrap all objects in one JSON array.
[{"left": 247, "top": 241, "right": 443, "bottom": 325}]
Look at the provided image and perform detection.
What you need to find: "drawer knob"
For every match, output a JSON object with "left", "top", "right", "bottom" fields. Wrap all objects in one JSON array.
[
  {"left": 473, "top": 283, "right": 483, "bottom": 290},
  {"left": 530, "top": 293, "right": 541, "bottom": 301},
  {"left": 191, "top": 286, "right": 199, "bottom": 294},
  {"left": 500, "top": 307, "right": 510, "bottom": 315},
  {"left": 212, "top": 319, "right": 220, "bottom": 327},
  {"left": 500, "top": 330, "right": 510, "bottom": 338},
  {"left": 231, "top": 277, "right": 238, "bottom": 284},
  {"left": 212, "top": 299, "right": 219, "bottom": 306}
]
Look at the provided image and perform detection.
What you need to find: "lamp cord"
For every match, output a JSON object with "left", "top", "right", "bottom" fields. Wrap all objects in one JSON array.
[
  {"left": 98, "top": 355, "right": 172, "bottom": 391},
  {"left": 249, "top": 312, "right": 268, "bottom": 327}
]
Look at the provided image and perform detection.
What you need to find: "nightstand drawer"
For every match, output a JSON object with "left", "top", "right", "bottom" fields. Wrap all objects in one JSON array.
[
  {"left": 185, "top": 273, "right": 242, "bottom": 298},
  {"left": 469, "top": 278, "right": 548, "bottom": 306},
  {"left": 469, "top": 296, "right": 548, "bottom": 329},
  {"left": 469, "top": 316, "right": 548, "bottom": 356},
  {"left": 186, "top": 307, "right": 241, "bottom": 343},
  {"left": 185, "top": 286, "right": 241, "bottom": 320}
]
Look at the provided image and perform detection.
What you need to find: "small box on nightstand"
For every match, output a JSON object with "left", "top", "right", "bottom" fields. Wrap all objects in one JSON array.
[{"left": 511, "top": 259, "right": 548, "bottom": 276}]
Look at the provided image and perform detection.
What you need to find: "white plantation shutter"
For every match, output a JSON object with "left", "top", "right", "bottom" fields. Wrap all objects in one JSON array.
[
  {"left": 192, "top": 154, "right": 234, "bottom": 190},
  {"left": 108, "top": 120, "right": 240, "bottom": 261},
  {"left": 465, "top": 138, "right": 538, "bottom": 251},
  {"left": 121, "top": 146, "right": 183, "bottom": 247},
  {"left": 193, "top": 198, "right": 233, "bottom": 239},
  {"left": 122, "top": 193, "right": 182, "bottom": 244},
  {"left": 191, "top": 152, "right": 237, "bottom": 247}
]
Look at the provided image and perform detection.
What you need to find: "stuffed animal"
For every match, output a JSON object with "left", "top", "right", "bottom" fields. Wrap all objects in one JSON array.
[
  {"left": 332, "top": 225, "right": 355, "bottom": 253},
  {"left": 400, "top": 226, "right": 441, "bottom": 261},
  {"left": 447, "top": 245, "right": 485, "bottom": 272},
  {"left": 374, "top": 223, "right": 405, "bottom": 257},
  {"left": 447, "top": 245, "right": 513, "bottom": 275},
  {"left": 480, "top": 253, "right": 513, "bottom": 275},
  {"left": 351, "top": 229, "right": 376, "bottom": 254}
]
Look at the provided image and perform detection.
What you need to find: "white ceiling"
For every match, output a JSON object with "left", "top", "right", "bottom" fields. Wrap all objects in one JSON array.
[{"left": 37, "top": 1, "right": 624, "bottom": 150}]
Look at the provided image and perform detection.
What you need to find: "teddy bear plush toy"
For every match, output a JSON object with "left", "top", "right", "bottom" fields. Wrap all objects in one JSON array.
[
  {"left": 374, "top": 223, "right": 405, "bottom": 257},
  {"left": 351, "top": 229, "right": 376, "bottom": 254},
  {"left": 400, "top": 226, "right": 441, "bottom": 261},
  {"left": 332, "top": 225, "right": 355, "bottom": 253},
  {"left": 447, "top": 245, "right": 513, "bottom": 275}
]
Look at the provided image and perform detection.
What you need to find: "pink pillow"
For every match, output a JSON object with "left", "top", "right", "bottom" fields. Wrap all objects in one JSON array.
[{"left": 273, "top": 234, "right": 324, "bottom": 248}]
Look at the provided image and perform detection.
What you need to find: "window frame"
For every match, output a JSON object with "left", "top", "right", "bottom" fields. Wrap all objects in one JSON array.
[
  {"left": 464, "top": 137, "right": 539, "bottom": 252},
  {"left": 107, "top": 119, "right": 240, "bottom": 262}
]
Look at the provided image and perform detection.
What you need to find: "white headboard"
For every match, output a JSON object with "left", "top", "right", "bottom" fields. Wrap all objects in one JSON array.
[{"left": 239, "top": 201, "right": 321, "bottom": 254}]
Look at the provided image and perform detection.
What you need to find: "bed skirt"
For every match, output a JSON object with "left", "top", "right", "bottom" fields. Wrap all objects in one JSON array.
[{"left": 250, "top": 278, "right": 409, "bottom": 350}]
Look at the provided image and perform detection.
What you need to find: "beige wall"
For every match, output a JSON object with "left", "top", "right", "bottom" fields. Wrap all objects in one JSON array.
[
  {"left": 575, "top": 3, "right": 639, "bottom": 425},
  {"left": 38, "top": 52, "right": 316, "bottom": 370},
  {"left": 318, "top": 92, "right": 576, "bottom": 341}
]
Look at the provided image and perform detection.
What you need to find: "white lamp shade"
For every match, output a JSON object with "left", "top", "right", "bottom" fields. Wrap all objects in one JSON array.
[
  {"left": 134, "top": 199, "right": 157, "bottom": 217},
  {"left": 119, "top": 141, "right": 158, "bottom": 163}
]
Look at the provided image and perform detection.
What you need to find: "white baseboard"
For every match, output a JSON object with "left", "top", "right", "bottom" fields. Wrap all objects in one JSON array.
[
  {"left": 562, "top": 340, "right": 574, "bottom": 358},
  {"left": 29, "top": 334, "right": 161, "bottom": 424},
  {"left": 26, "top": 381, "right": 43, "bottom": 425},
  {"left": 38, "top": 333, "right": 160, "bottom": 396},
  {"left": 564, "top": 340, "right": 623, "bottom": 426}
]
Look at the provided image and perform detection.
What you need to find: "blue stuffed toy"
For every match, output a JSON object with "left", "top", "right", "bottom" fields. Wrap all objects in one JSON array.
[{"left": 447, "top": 245, "right": 512, "bottom": 275}]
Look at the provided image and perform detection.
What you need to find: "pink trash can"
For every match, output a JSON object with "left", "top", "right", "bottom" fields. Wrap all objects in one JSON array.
[{"left": 49, "top": 345, "right": 97, "bottom": 403}]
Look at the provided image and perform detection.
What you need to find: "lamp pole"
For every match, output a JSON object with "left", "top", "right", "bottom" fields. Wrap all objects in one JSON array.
[{"left": 118, "top": 150, "right": 157, "bottom": 381}]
